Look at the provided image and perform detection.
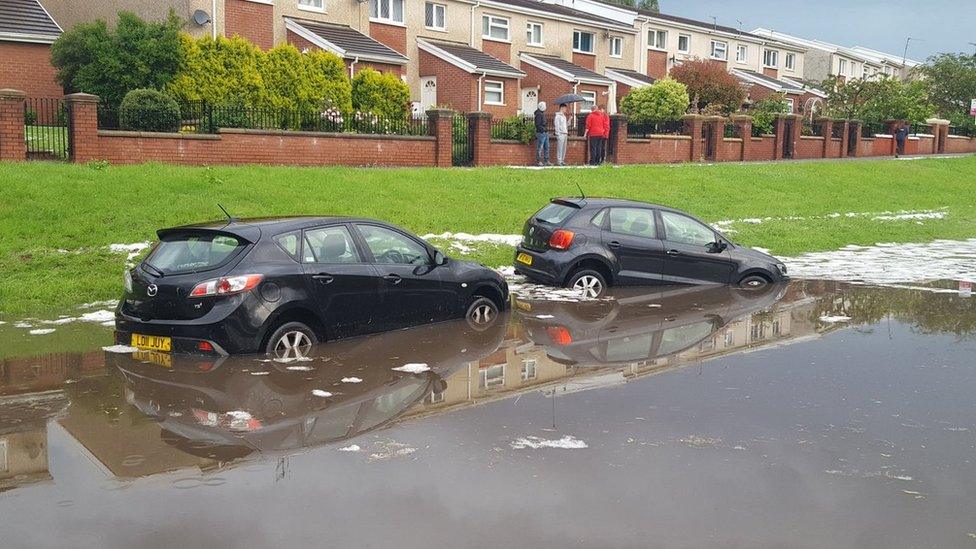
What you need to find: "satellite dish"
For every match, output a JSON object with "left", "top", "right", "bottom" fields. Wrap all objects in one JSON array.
[{"left": 192, "top": 10, "right": 212, "bottom": 26}]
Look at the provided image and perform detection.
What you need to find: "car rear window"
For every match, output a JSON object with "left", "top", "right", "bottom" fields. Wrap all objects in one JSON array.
[
  {"left": 534, "top": 203, "right": 578, "bottom": 225},
  {"left": 146, "top": 232, "right": 246, "bottom": 274}
]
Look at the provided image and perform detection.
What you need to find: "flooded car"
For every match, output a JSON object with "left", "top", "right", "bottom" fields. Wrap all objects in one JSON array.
[
  {"left": 114, "top": 217, "right": 509, "bottom": 357},
  {"left": 514, "top": 198, "right": 788, "bottom": 296}
]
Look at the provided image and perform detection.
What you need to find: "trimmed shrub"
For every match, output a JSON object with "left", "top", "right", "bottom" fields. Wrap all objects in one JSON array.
[
  {"left": 118, "top": 88, "right": 181, "bottom": 132},
  {"left": 619, "top": 78, "right": 689, "bottom": 123},
  {"left": 491, "top": 116, "right": 535, "bottom": 143},
  {"left": 749, "top": 93, "right": 789, "bottom": 134},
  {"left": 351, "top": 68, "right": 411, "bottom": 119}
]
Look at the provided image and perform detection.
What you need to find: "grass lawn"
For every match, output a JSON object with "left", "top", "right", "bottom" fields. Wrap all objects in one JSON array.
[{"left": 1, "top": 156, "right": 975, "bottom": 317}]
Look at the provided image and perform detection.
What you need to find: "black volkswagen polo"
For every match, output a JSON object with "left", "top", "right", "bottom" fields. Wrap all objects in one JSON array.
[
  {"left": 514, "top": 198, "right": 788, "bottom": 296},
  {"left": 115, "top": 217, "right": 508, "bottom": 357}
]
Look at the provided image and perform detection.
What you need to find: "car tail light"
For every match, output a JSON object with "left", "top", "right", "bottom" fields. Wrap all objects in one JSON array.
[
  {"left": 197, "top": 341, "right": 214, "bottom": 352},
  {"left": 192, "top": 408, "right": 263, "bottom": 431},
  {"left": 546, "top": 326, "right": 573, "bottom": 345},
  {"left": 123, "top": 270, "right": 133, "bottom": 293},
  {"left": 548, "top": 230, "right": 575, "bottom": 250},
  {"left": 189, "top": 274, "right": 264, "bottom": 298}
]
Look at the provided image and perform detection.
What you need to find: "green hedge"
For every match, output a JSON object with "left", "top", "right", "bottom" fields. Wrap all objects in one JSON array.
[{"left": 118, "top": 88, "right": 181, "bottom": 132}]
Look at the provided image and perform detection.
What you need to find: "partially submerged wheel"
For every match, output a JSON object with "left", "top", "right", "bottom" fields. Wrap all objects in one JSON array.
[
  {"left": 466, "top": 296, "right": 499, "bottom": 331},
  {"left": 265, "top": 321, "right": 316, "bottom": 360},
  {"left": 738, "top": 274, "right": 770, "bottom": 290},
  {"left": 567, "top": 269, "right": 606, "bottom": 298}
]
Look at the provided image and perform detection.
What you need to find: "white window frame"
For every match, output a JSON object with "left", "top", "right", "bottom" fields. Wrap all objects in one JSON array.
[
  {"left": 785, "top": 52, "right": 796, "bottom": 71},
  {"left": 647, "top": 29, "right": 667, "bottom": 50},
  {"left": 526, "top": 21, "right": 543, "bottom": 47},
  {"left": 580, "top": 90, "right": 597, "bottom": 112},
  {"left": 482, "top": 14, "right": 510, "bottom": 42},
  {"left": 424, "top": 2, "right": 446, "bottom": 31},
  {"left": 837, "top": 58, "right": 847, "bottom": 76},
  {"left": 735, "top": 44, "right": 748, "bottom": 63},
  {"left": 370, "top": 0, "right": 404, "bottom": 24},
  {"left": 520, "top": 359, "right": 537, "bottom": 381},
  {"left": 484, "top": 80, "right": 505, "bottom": 106},
  {"left": 573, "top": 30, "right": 595, "bottom": 54},
  {"left": 609, "top": 36, "right": 623, "bottom": 58},
  {"left": 676, "top": 33, "right": 690, "bottom": 54},
  {"left": 763, "top": 49, "right": 778, "bottom": 68},
  {"left": 297, "top": 0, "right": 324, "bottom": 13},
  {"left": 480, "top": 364, "right": 505, "bottom": 389},
  {"left": 710, "top": 40, "right": 728, "bottom": 61},
  {"left": 785, "top": 97, "right": 795, "bottom": 112}
]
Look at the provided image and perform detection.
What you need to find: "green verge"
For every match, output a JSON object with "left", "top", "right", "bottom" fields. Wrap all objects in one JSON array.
[{"left": 1, "top": 156, "right": 975, "bottom": 317}]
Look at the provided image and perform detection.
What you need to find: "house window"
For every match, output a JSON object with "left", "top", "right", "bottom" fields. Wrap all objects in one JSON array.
[
  {"left": 484, "top": 80, "right": 505, "bottom": 105},
  {"left": 849, "top": 62, "right": 857, "bottom": 77},
  {"left": 298, "top": 0, "right": 324, "bottom": 12},
  {"left": 785, "top": 52, "right": 796, "bottom": 71},
  {"left": 580, "top": 90, "right": 597, "bottom": 112},
  {"left": 526, "top": 22, "right": 543, "bottom": 46},
  {"left": 573, "top": 30, "right": 594, "bottom": 54},
  {"left": 424, "top": 2, "right": 445, "bottom": 30},
  {"left": 370, "top": 0, "right": 404, "bottom": 24},
  {"left": 763, "top": 49, "right": 778, "bottom": 68},
  {"left": 837, "top": 58, "right": 847, "bottom": 76},
  {"left": 785, "top": 97, "right": 795, "bottom": 112},
  {"left": 609, "top": 36, "right": 623, "bottom": 58},
  {"left": 521, "top": 359, "right": 537, "bottom": 381},
  {"left": 482, "top": 15, "right": 509, "bottom": 41},
  {"left": 710, "top": 40, "right": 727, "bottom": 61},
  {"left": 479, "top": 364, "right": 505, "bottom": 389},
  {"left": 426, "top": 390, "right": 444, "bottom": 404},
  {"left": 677, "top": 34, "right": 690, "bottom": 53},
  {"left": 735, "top": 44, "right": 748, "bottom": 63},
  {"left": 648, "top": 29, "right": 666, "bottom": 50},
  {"left": 724, "top": 330, "right": 735, "bottom": 347}
]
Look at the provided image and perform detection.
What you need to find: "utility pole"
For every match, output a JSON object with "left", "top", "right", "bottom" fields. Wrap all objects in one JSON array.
[{"left": 902, "top": 36, "right": 913, "bottom": 66}]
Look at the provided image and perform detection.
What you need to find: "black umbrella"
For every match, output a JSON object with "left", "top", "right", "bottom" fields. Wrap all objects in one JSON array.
[{"left": 551, "top": 93, "right": 586, "bottom": 105}]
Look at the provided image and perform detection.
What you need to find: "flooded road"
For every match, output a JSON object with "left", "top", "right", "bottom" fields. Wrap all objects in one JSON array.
[{"left": 1, "top": 280, "right": 975, "bottom": 548}]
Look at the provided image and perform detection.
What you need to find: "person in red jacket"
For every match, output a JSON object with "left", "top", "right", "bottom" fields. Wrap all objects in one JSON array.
[{"left": 584, "top": 104, "right": 609, "bottom": 165}]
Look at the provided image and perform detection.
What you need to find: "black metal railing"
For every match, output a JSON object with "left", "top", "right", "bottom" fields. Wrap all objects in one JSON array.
[
  {"left": 723, "top": 123, "right": 741, "bottom": 138},
  {"left": 24, "top": 97, "right": 70, "bottom": 161},
  {"left": 948, "top": 125, "right": 974, "bottom": 137},
  {"left": 452, "top": 113, "right": 472, "bottom": 166},
  {"left": 831, "top": 123, "right": 845, "bottom": 139},
  {"left": 801, "top": 120, "right": 824, "bottom": 137},
  {"left": 861, "top": 122, "right": 885, "bottom": 138},
  {"left": 911, "top": 122, "right": 931, "bottom": 135},
  {"left": 751, "top": 124, "right": 765, "bottom": 138},
  {"left": 626, "top": 120, "right": 684, "bottom": 138}
]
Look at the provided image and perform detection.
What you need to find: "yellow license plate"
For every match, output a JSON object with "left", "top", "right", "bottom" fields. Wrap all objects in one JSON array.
[
  {"left": 132, "top": 349, "right": 172, "bottom": 368},
  {"left": 516, "top": 252, "right": 533, "bottom": 266},
  {"left": 515, "top": 300, "right": 532, "bottom": 312},
  {"left": 131, "top": 333, "right": 172, "bottom": 352}
]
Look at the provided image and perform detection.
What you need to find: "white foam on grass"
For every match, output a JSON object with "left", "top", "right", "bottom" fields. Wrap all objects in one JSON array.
[
  {"left": 38, "top": 309, "right": 115, "bottom": 326},
  {"left": 421, "top": 232, "right": 523, "bottom": 247},
  {"left": 108, "top": 242, "right": 151, "bottom": 263},
  {"left": 511, "top": 435, "right": 588, "bottom": 450},
  {"left": 341, "top": 377, "right": 363, "bottom": 383},
  {"left": 29, "top": 328, "right": 56, "bottom": 335},
  {"left": 338, "top": 444, "right": 361, "bottom": 452},
  {"left": 392, "top": 363, "right": 430, "bottom": 374},
  {"left": 312, "top": 390, "right": 333, "bottom": 397},
  {"left": 819, "top": 315, "right": 852, "bottom": 323},
  {"left": 102, "top": 345, "right": 138, "bottom": 353}
]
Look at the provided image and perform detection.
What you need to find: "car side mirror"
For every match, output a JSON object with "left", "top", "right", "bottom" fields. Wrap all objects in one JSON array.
[
  {"left": 706, "top": 241, "right": 727, "bottom": 253},
  {"left": 433, "top": 251, "right": 448, "bottom": 266}
]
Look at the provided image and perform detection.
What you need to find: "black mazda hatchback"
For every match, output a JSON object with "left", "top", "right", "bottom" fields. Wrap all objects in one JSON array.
[
  {"left": 115, "top": 217, "right": 508, "bottom": 357},
  {"left": 514, "top": 198, "right": 788, "bottom": 296}
]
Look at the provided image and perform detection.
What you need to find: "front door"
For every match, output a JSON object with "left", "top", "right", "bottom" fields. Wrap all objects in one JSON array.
[
  {"left": 658, "top": 211, "right": 735, "bottom": 284},
  {"left": 520, "top": 87, "right": 539, "bottom": 115},
  {"left": 601, "top": 207, "right": 665, "bottom": 285},
  {"left": 354, "top": 224, "right": 452, "bottom": 328},
  {"left": 420, "top": 77, "right": 437, "bottom": 113},
  {"left": 301, "top": 225, "right": 384, "bottom": 337}
]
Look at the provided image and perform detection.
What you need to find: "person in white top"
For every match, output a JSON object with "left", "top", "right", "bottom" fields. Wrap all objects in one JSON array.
[{"left": 553, "top": 104, "right": 569, "bottom": 166}]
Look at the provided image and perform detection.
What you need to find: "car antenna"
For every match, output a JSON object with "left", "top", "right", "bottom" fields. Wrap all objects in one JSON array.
[
  {"left": 217, "top": 203, "right": 236, "bottom": 223},
  {"left": 574, "top": 181, "right": 586, "bottom": 199}
]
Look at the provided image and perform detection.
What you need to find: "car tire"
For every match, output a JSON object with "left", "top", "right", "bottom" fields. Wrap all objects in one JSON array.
[
  {"left": 265, "top": 321, "right": 317, "bottom": 360},
  {"left": 738, "top": 274, "right": 770, "bottom": 289},
  {"left": 466, "top": 296, "right": 499, "bottom": 331},
  {"left": 567, "top": 269, "right": 607, "bottom": 298}
]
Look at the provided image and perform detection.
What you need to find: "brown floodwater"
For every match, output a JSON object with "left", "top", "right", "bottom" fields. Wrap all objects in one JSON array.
[{"left": 1, "top": 280, "right": 975, "bottom": 548}]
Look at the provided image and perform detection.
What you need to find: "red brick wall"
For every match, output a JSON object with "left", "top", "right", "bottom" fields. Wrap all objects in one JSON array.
[
  {"left": 715, "top": 138, "right": 742, "bottom": 161},
  {"left": 0, "top": 41, "right": 62, "bottom": 97},
  {"left": 572, "top": 53, "right": 595, "bottom": 71},
  {"left": 521, "top": 63, "right": 574, "bottom": 102},
  {"left": 615, "top": 83, "right": 631, "bottom": 109},
  {"left": 615, "top": 136, "right": 692, "bottom": 164},
  {"left": 795, "top": 136, "right": 824, "bottom": 159},
  {"left": 286, "top": 29, "right": 318, "bottom": 53},
  {"left": 369, "top": 22, "right": 407, "bottom": 55},
  {"left": 945, "top": 136, "right": 976, "bottom": 153},
  {"left": 357, "top": 62, "right": 404, "bottom": 76},
  {"left": 826, "top": 138, "right": 843, "bottom": 157},
  {"left": 224, "top": 0, "right": 274, "bottom": 50},
  {"left": 762, "top": 67, "right": 778, "bottom": 79},
  {"left": 745, "top": 136, "right": 775, "bottom": 161},
  {"left": 647, "top": 50, "right": 668, "bottom": 79},
  {"left": 578, "top": 83, "right": 610, "bottom": 110},
  {"left": 482, "top": 40, "right": 511, "bottom": 64},
  {"left": 483, "top": 137, "right": 588, "bottom": 165}
]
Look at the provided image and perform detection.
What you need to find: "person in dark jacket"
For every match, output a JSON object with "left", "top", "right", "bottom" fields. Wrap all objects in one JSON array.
[
  {"left": 895, "top": 123, "right": 909, "bottom": 157},
  {"left": 534, "top": 102, "right": 550, "bottom": 166}
]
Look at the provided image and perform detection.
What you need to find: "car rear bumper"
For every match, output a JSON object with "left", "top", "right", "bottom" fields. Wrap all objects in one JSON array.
[{"left": 513, "top": 246, "right": 571, "bottom": 285}]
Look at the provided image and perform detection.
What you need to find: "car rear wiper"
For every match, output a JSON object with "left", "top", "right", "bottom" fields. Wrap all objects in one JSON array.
[{"left": 142, "top": 263, "right": 165, "bottom": 278}]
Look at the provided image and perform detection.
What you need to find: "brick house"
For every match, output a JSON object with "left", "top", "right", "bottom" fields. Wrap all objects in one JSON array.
[
  {"left": 416, "top": 39, "right": 525, "bottom": 117},
  {"left": 605, "top": 68, "right": 654, "bottom": 109},
  {"left": 284, "top": 18, "right": 409, "bottom": 77},
  {"left": 731, "top": 68, "right": 826, "bottom": 115},
  {"left": 519, "top": 53, "right": 614, "bottom": 115},
  {"left": 0, "top": 0, "right": 63, "bottom": 97}
]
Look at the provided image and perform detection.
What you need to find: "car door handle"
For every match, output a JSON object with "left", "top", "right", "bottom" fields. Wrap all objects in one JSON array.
[
  {"left": 666, "top": 249, "right": 681, "bottom": 256},
  {"left": 383, "top": 274, "right": 402, "bottom": 285},
  {"left": 608, "top": 241, "right": 621, "bottom": 249},
  {"left": 312, "top": 273, "right": 334, "bottom": 284}
]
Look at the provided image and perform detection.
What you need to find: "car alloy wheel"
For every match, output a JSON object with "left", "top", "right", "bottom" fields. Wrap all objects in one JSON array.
[
  {"left": 466, "top": 297, "right": 499, "bottom": 331},
  {"left": 273, "top": 330, "right": 313, "bottom": 361},
  {"left": 739, "top": 275, "right": 770, "bottom": 290},
  {"left": 572, "top": 274, "right": 604, "bottom": 298}
]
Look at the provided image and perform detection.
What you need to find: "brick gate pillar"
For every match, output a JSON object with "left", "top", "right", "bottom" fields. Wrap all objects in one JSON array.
[
  {"left": 427, "top": 108, "right": 455, "bottom": 167},
  {"left": 730, "top": 114, "right": 752, "bottom": 161},
  {"left": 928, "top": 118, "right": 949, "bottom": 153},
  {"left": 467, "top": 112, "right": 491, "bottom": 167},
  {"left": 772, "top": 115, "right": 787, "bottom": 160},
  {"left": 817, "top": 118, "right": 833, "bottom": 158},
  {"left": 64, "top": 93, "right": 100, "bottom": 163},
  {"left": 704, "top": 116, "right": 724, "bottom": 161},
  {"left": 609, "top": 113, "right": 628, "bottom": 164},
  {"left": 0, "top": 89, "right": 27, "bottom": 162},
  {"left": 682, "top": 114, "right": 705, "bottom": 162}
]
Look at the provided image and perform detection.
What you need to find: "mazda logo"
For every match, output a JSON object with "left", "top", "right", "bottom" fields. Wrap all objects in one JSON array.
[{"left": 147, "top": 284, "right": 158, "bottom": 297}]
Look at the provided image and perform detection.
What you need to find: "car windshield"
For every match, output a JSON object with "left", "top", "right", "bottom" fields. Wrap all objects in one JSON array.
[
  {"left": 534, "top": 203, "right": 577, "bottom": 225},
  {"left": 146, "top": 232, "right": 245, "bottom": 274}
]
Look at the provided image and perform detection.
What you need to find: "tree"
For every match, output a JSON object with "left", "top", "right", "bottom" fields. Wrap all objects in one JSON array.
[
  {"left": 822, "top": 75, "right": 934, "bottom": 123},
  {"left": 619, "top": 78, "right": 689, "bottom": 123},
  {"left": 50, "top": 11, "right": 182, "bottom": 107},
  {"left": 669, "top": 59, "right": 746, "bottom": 114},
  {"left": 820, "top": 75, "right": 873, "bottom": 120},
  {"left": 351, "top": 68, "right": 411, "bottom": 118},
  {"left": 749, "top": 92, "right": 789, "bottom": 134},
  {"left": 917, "top": 53, "right": 976, "bottom": 129},
  {"left": 600, "top": 0, "right": 658, "bottom": 10}
]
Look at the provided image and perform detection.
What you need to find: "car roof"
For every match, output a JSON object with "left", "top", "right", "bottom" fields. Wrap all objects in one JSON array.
[
  {"left": 552, "top": 197, "right": 684, "bottom": 213},
  {"left": 158, "top": 216, "right": 394, "bottom": 242}
]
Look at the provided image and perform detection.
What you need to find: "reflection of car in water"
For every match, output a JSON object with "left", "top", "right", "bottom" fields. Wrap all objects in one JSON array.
[
  {"left": 108, "top": 315, "right": 506, "bottom": 460},
  {"left": 517, "top": 283, "right": 785, "bottom": 366}
]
